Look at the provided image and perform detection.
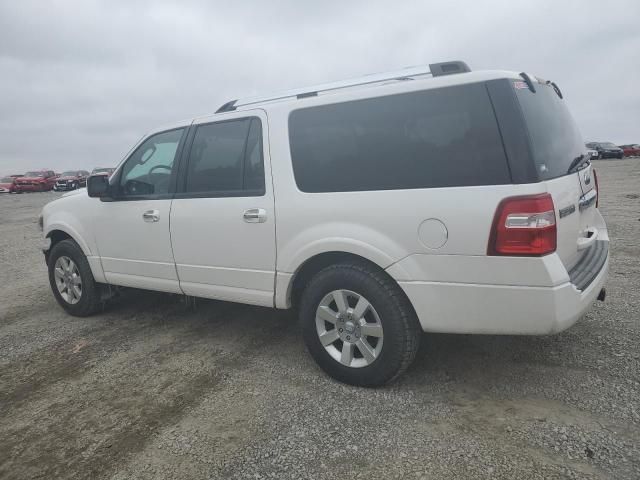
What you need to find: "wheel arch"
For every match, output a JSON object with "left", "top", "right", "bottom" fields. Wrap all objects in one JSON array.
[
  {"left": 45, "top": 225, "right": 90, "bottom": 254},
  {"left": 286, "top": 251, "right": 411, "bottom": 311}
]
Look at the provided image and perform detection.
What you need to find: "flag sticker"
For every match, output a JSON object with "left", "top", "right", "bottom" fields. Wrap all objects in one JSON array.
[{"left": 514, "top": 81, "right": 529, "bottom": 89}]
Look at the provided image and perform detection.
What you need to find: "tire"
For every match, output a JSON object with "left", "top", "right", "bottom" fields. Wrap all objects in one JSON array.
[
  {"left": 48, "top": 239, "right": 101, "bottom": 317},
  {"left": 299, "top": 262, "right": 421, "bottom": 387}
]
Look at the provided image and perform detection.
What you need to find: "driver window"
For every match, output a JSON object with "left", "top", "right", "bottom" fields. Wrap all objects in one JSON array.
[{"left": 119, "top": 128, "right": 184, "bottom": 196}]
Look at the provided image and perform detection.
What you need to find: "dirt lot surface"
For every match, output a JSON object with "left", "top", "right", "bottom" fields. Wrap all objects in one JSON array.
[{"left": 1, "top": 159, "right": 639, "bottom": 480}]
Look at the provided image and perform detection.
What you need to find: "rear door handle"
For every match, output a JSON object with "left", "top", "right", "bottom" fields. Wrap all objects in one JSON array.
[
  {"left": 142, "top": 209, "right": 160, "bottom": 222},
  {"left": 243, "top": 208, "right": 267, "bottom": 223}
]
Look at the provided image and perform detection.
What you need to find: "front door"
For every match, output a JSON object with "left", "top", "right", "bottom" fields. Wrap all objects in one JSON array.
[
  {"left": 170, "top": 112, "right": 276, "bottom": 306},
  {"left": 93, "top": 127, "right": 187, "bottom": 293}
]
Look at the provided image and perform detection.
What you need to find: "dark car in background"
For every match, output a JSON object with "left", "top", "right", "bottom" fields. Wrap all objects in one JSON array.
[
  {"left": 53, "top": 170, "right": 90, "bottom": 191},
  {"left": 619, "top": 144, "right": 640, "bottom": 157},
  {"left": 15, "top": 170, "right": 58, "bottom": 192},
  {"left": 91, "top": 167, "right": 115, "bottom": 176},
  {"left": 586, "top": 142, "right": 624, "bottom": 159},
  {"left": 0, "top": 176, "right": 20, "bottom": 193}
]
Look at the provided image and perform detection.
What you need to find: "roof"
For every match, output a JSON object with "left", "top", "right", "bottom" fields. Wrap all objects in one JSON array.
[{"left": 214, "top": 61, "right": 522, "bottom": 114}]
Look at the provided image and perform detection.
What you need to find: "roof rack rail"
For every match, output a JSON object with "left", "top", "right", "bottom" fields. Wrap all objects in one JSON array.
[{"left": 215, "top": 60, "right": 470, "bottom": 112}]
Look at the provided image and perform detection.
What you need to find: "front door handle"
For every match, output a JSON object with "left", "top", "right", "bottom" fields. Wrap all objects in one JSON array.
[
  {"left": 243, "top": 208, "right": 267, "bottom": 223},
  {"left": 142, "top": 209, "right": 160, "bottom": 222}
]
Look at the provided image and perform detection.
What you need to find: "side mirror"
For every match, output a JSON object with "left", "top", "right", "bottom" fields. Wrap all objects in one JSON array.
[{"left": 87, "top": 174, "right": 110, "bottom": 198}]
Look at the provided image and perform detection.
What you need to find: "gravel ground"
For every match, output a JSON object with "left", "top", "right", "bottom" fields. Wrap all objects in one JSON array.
[{"left": 0, "top": 159, "right": 639, "bottom": 480}]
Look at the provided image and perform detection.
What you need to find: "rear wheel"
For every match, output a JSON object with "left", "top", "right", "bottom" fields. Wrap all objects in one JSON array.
[
  {"left": 299, "top": 262, "right": 421, "bottom": 387},
  {"left": 48, "top": 239, "right": 101, "bottom": 316}
]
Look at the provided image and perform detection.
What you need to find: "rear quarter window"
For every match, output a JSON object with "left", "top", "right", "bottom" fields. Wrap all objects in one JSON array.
[
  {"left": 514, "top": 82, "right": 586, "bottom": 180},
  {"left": 288, "top": 83, "right": 511, "bottom": 193}
]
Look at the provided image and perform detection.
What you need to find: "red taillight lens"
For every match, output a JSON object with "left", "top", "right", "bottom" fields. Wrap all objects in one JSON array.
[
  {"left": 592, "top": 168, "right": 599, "bottom": 208},
  {"left": 488, "top": 193, "right": 557, "bottom": 256}
]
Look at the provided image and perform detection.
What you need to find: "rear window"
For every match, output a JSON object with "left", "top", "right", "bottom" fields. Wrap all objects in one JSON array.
[
  {"left": 514, "top": 82, "right": 585, "bottom": 180},
  {"left": 288, "top": 83, "right": 510, "bottom": 193}
]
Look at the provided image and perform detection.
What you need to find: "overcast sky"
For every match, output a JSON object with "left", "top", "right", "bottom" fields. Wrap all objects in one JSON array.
[{"left": 1, "top": 0, "right": 639, "bottom": 173}]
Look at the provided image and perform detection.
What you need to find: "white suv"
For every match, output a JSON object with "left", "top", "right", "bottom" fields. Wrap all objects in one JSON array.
[{"left": 41, "top": 61, "right": 609, "bottom": 386}]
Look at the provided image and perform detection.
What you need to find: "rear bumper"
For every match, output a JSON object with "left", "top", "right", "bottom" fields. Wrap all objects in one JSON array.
[{"left": 399, "top": 250, "right": 608, "bottom": 335}]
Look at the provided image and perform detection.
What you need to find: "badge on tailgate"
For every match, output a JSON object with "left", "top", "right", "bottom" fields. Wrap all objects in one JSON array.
[{"left": 559, "top": 204, "right": 576, "bottom": 218}]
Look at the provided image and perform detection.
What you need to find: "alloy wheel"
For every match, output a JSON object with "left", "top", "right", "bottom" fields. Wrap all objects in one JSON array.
[
  {"left": 54, "top": 256, "right": 82, "bottom": 304},
  {"left": 315, "top": 289, "right": 384, "bottom": 368}
]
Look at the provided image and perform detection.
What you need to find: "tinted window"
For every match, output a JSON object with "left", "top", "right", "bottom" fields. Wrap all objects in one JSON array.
[
  {"left": 244, "top": 119, "right": 265, "bottom": 191},
  {"left": 120, "top": 128, "right": 184, "bottom": 196},
  {"left": 184, "top": 117, "right": 265, "bottom": 194},
  {"left": 288, "top": 83, "right": 510, "bottom": 192},
  {"left": 514, "top": 82, "right": 585, "bottom": 180}
]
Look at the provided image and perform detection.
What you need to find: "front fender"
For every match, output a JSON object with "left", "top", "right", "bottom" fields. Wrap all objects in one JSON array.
[
  {"left": 44, "top": 221, "right": 92, "bottom": 256},
  {"left": 42, "top": 197, "right": 107, "bottom": 283}
]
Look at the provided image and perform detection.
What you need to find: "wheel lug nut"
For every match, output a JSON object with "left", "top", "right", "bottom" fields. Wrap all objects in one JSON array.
[
  {"left": 338, "top": 328, "right": 343, "bottom": 333},
  {"left": 346, "top": 335, "right": 350, "bottom": 340}
]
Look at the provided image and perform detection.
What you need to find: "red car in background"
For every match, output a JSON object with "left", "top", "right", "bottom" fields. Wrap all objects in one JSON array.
[
  {"left": 15, "top": 170, "right": 58, "bottom": 192},
  {"left": 620, "top": 144, "right": 640, "bottom": 157},
  {"left": 0, "top": 175, "right": 21, "bottom": 193}
]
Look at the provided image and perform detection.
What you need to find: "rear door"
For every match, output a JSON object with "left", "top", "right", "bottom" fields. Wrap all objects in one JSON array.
[
  {"left": 170, "top": 111, "right": 276, "bottom": 307},
  {"left": 512, "top": 80, "right": 599, "bottom": 269}
]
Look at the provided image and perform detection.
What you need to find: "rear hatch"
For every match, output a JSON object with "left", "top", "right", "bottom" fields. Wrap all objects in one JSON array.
[{"left": 513, "top": 79, "right": 598, "bottom": 271}]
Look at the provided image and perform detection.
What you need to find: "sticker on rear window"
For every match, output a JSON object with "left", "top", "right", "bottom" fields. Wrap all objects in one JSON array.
[{"left": 514, "top": 81, "right": 529, "bottom": 89}]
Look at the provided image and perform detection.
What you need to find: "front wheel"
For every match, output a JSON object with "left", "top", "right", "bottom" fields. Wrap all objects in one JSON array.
[
  {"left": 299, "top": 263, "right": 421, "bottom": 387},
  {"left": 48, "top": 239, "right": 101, "bottom": 316}
]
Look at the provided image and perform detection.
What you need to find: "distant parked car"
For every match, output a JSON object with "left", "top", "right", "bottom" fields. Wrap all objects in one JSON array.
[
  {"left": 619, "top": 144, "right": 640, "bottom": 157},
  {"left": 53, "top": 170, "right": 90, "bottom": 191},
  {"left": 586, "top": 142, "right": 624, "bottom": 159},
  {"left": 91, "top": 167, "right": 115, "bottom": 176},
  {"left": 586, "top": 147, "right": 599, "bottom": 160},
  {"left": 15, "top": 170, "right": 58, "bottom": 192},
  {"left": 0, "top": 176, "right": 19, "bottom": 193}
]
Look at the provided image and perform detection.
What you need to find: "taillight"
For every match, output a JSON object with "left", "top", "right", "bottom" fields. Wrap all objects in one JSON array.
[
  {"left": 592, "top": 168, "right": 599, "bottom": 208},
  {"left": 488, "top": 193, "right": 557, "bottom": 256}
]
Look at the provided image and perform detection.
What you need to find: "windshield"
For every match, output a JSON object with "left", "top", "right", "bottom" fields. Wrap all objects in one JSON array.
[
  {"left": 600, "top": 142, "right": 618, "bottom": 149},
  {"left": 514, "top": 82, "right": 585, "bottom": 180},
  {"left": 1, "top": 177, "right": 14, "bottom": 183},
  {"left": 60, "top": 171, "right": 77, "bottom": 177},
  {"left": 24, "top": 171, "right": 44, "bottom": 177}
]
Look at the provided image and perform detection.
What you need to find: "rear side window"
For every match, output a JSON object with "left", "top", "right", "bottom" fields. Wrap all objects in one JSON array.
[
  {"left": 288, "top": 83, "right": 510, "bottom": 192},
  {"left": 184, "top": 117, "right": 265, "bottom": 195},
  {"left": 514, "top": 82, "right": 585, "bottom": 180}
]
